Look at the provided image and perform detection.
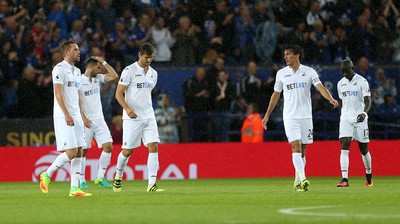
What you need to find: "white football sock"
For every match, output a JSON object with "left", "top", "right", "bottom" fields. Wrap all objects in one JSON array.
[
  {"left": 46, "top": 152, "right": 70, "bottom": 177},
  {"left": 97, "top": 151, "right": 111, "bottom": 179},
  {"left": 340, "top": 150, "right": 349, "bottom": 179},
  {"left": 292, "top": 153, "right": 306, "bottom": 181},
  {"left": 80, "top": 156, "right": 86, "bottom": 182},
  {"left": 362, "top": 152, "right": 372, "bottom": 174},
  {"left": 147, "top": 152, "right": 159, "bottom": 187},
  {"left": 115, "top": 152, "right": 130, "bottom": 179},
  {"left": 70, "top": 157, "right": 81, "bottom": 188}
]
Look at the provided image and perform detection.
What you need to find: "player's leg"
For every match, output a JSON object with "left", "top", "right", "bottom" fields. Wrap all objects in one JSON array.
[
  {"left": 285, "top": 119, "right": 307, "bottom": 191},
  {"left": 80, "top": 126, "right": 93, "bottom": 189},
  {"left": 113, "top": 119, "right": 142, "bottom": 192},
  {"left": 337, "top": 120, "right": 353, "bottom": 187},
  {"left": 92, "top": 119, "right": 113, "bottom": 187},
  {"left": 40, "top": 118, "right": 77, "bottom": 193},
  {"left": 69, "top": 117, "right": 91, "bottom": 196},
  {"left": 143, "top": 119, "right": 164, "bottom": 192},
  {"left": 298, "top": 118, "right": 313, "bottom": 191},
  {"left": 94, "top": 142, "right": 112, "bottom": 188},
  {"left": 355, "top": 121, "right": 372, "bottom": 186}
]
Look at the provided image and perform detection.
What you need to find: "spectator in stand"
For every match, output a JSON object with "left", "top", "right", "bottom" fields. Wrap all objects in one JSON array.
[
  {"left": 69, "top": 19, "right": 90, "bottom": 61},
  {"left": 212, "top": 0, "right": 235, "bottom": 60},
  {"left": 348, "top": 14, "right": 375, "bottom": 61},
  {"left": 372, "top": 14, "right": 395, "bottom": 62},
  {"left": 252, "top": 0, "right": 275, "bottom": 27},
  {"left": 1, "top": 79, "right": 18, "bottom": 118},
  {"left": 106, "top": 18, "right": 129, "bottom": 64},
  {"left": 309, "top": 19, "right": 332, "bottom": 63},
  {"left": 0, "top": 38, "right": 21, "bottom": 81},
  {"left": 151, "top": 15, "right": 175, "bottom": 63},
  {"left": 182, "top": 67, "right": 212, "bottom": 142},
  {"left": 231, "top": 4, "right": 256, "bottom": 64},
  {"left": 377, "top": 94, "right": 400, "bottom": 123},
  {"left": 241, "top": 61, "right": 263, "bottom": 108},
  {"left": 306, "top": 0, "right": 327, "bottom": 30},
  {"left": 241, "top": 103, "right": 264, "bottom": 143},
  {"left": 47, "top": 0, "right": 70, "bottom": 39},
  {"left": 389, "top": 18, "right": 400, "bottom": 62},
  {"left": 47, "top": 26, "right": 65, "bottom": 56},
  {"left": 371, "top": 67, "right": 388, "bottom": 107},
  {"left": 206, "top": 57, "right": 225, "bottom": 86},
  {"left": 171, "top": 15, "right": 201, "bottom": 64},
  {"left": 330, "top": 23, "right": 349, "bottom": 63},
  {"left": 128, "top": 13, "right": 152, "bottom": 62},
  {"left": 94, "top": 0, "right": 116, "bottom": 34},
  {"left": 210, "top": 70, "right": 234, "bottom": 142},
  {"left": 355, "top": 56, "right": 374, "bottom": 84},
  {"left": 154, "top": 93, "right": 180, "bottom": 143},
  {"left": 230, "top": 95, "right": 248, "bottom": 142}
]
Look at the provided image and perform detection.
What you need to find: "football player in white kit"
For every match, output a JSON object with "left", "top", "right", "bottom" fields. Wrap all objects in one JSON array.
[
  {"left": 113, "top": 43, "right": 165, "bottom": 192},
  {"left": 78, "top": 56, "right": 118, "bottom": 189},
  {"left": 336, "top": 59, "right": 373, "bottom": 187},
  {"left": 262, "top": 44, "right": 339, "bottom": 192},
  {"left": 39, "top": 40, "right": 91, "bottom": 196}
]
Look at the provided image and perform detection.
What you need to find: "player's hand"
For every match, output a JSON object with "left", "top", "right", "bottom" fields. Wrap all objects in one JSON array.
[
  {"left": 92, "top": 56, "right": 105, "bottom": 64},
  {"left": 356, "top": 113, "right": 366, "bottom": 123},
  {"left": 65, "top": 114, "right": 74, "bottom": 126},
  {"left": 126, "top": 108, "right": 137, "bottom": 119},
  {"left": 330, "top": 99, "right": 339, "bottom": 108},
  {"left": 83, "top": 117, "right": 91, "bottom": 128},
  {"left": 262, "top": 116, "right": 269, "bottom": 130}
]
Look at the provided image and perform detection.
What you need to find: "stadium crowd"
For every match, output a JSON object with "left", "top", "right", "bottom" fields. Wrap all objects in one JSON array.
[{"left": 0, "top": 0, "right": 399, "bottom": 142}]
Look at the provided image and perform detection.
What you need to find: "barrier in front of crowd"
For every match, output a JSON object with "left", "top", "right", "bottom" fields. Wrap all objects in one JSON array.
[{"left": 0, "top": 141, "right": 399, "bottom": 182}]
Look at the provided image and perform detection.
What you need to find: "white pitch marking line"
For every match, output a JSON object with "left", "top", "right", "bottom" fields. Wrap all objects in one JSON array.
[{"left": 278, "top": 205, "right": 400, "bottom": 219}]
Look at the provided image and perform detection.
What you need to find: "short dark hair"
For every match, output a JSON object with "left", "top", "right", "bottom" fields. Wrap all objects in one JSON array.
[
  {"left": 139, "top": 43, "right": 156, "bottom": 55},
  {"left": 284, "top": 44, "right": 303, "bottom": 59},
  {"left": 85, "top": 57, "right": 99, "bottom": 66},
  {"left": 61, "top": 40, "right": 76, "bottom": 56}
]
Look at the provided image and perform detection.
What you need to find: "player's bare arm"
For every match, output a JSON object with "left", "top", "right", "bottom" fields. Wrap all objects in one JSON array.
[
  {"left": 357, "top": 96, "right": 372, "bottom": 123},
  {"left": 92, "top": 56, "right": 119, "bottom": 82},
  {"left": 262, "top": 91, "right": 281, "bottom": 130},
  {"left": 115, "top": 84, "right": 137, "bottom": 119},
  {"left": 315, "top": 84, "right": 339, "bottom": 108},
  {"left": 78, "top": 95, "right": 91, "bottom": 128},
  {"left": 54, "top": 83, "right": 74, "bottom": 126}
]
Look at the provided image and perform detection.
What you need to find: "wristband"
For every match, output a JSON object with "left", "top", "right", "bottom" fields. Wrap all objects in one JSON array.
[
  {"left": 102, "top": 61, "right": 107, "bottom": 66},
  {"left": 362, "top": 112, "right": 368, "bottom": 118}
]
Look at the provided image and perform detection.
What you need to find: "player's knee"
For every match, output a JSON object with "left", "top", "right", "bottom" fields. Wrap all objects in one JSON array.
[{"left": 103, "top": 142, "right": 113, "bottom": 153}]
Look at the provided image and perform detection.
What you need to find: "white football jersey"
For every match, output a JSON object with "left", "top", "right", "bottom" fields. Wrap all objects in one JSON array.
[
  {"left": 274, "top": 64, "right": 321, "bottom": 119},
  {"left": 119, "top": 62, "right": 157, "bottom": 120},
  {"left": 52, "top": 60, "right": 81, "bottom": 118},
  {"left": 337, "top": 73, "right": 370, "bottom": 121},
  {"left": 79, "top": 74, "right": 105, "bottom": 120}
]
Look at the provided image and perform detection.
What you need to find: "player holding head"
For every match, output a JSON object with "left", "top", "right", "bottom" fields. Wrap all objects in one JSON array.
[
  {"left": 78, "top": 56, "right": 118, "bottom": 189},
  {"left": 39, "top": 40, "right": 91, "bottom": 196},
  {"left": 336, "top": 59, "right": 373, "bottom": 187},
  {"left": 262, "top": 44, "right": 338, "bottom": 192},
  {"left": 113, "top": 43, "right": 165, "bottom": 192}
]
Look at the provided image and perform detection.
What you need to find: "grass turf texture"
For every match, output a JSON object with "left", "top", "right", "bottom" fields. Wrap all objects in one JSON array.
[{"left": 1, "top": 177, "right": 399, "bottom": 224}]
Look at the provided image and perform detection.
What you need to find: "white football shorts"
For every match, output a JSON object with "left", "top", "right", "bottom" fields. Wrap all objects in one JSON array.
[
  {"left": 54, "top": 116, "right": 86, "bottom": 151},
  {"left": 339, "top": 119, "right": 369, "bottom": 143},
  {"left": 122, "top": 118, "right": 160, "bottom": 149},
  {"left": 283, "top": 118, "right": 313, "bottom": 144},
  {"left": 84, "top": 118, "right": 113, "bottom": 149}
]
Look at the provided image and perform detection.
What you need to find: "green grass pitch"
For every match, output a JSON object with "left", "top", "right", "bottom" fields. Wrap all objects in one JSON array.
[{"left": 1, "top": 177, "right": 399, "bottom": 224}]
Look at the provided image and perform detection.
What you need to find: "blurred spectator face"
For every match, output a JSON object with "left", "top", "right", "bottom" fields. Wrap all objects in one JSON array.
[
  {"left": 358, "top": 15, "right": 368, "bottom": 28},
  {"left": 385, "top": 95, "right": 394, "bottom": 106},
  {"left": 0, "top": 0, "right": 10, "bottom": 14},
  {"left": 23, "top": 66, "right": 36, "bottom": 81},
  {"left": 310, "top": 1, "right": 320, "bottom": 14},
  {"left": 179, "top": 16, "right": 191, "bottom": 31},
  {"left": 255, "top": 1, "right": 266, "bottom": 13},
  {"left": 218, "top": 70, "right": 229, "bottom": 81},
  {"left": 72, "top": 20, "right": 84, "bottom": 32},
  {"left": 195, "top": 67, "right": 206, "bottom": 80},
  {"left": 1, "top": 40, "right": 11, "bottom": 52},
  {"left": 357, "top": 57, "right": 369, "bottom": 71},
  {"left": 216, "top": 0, "right": 228, "bottom": 13},
  {"left": 139, "top": 13, "right": 151, "bottom": 28},
  {"left": 52, "top": 51, "right": 63, "bottom": 65},
  {"left": 155, "top": 16, "right": 165, "bottom": 29},
  {"left": 115, "top": 20, "right": 125, "bottom": 31},
  {"left": 215, "top": 57, "right": 225, "bottom": 70},
  {"left": 247, "top": 61, "right": 257, "bottom": 75},
  {"left": 314, "top": 19, "right": 324, "bottom": 33},
  {"left": 376, "top": 68, "right": 385, "bottom": 80}
]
